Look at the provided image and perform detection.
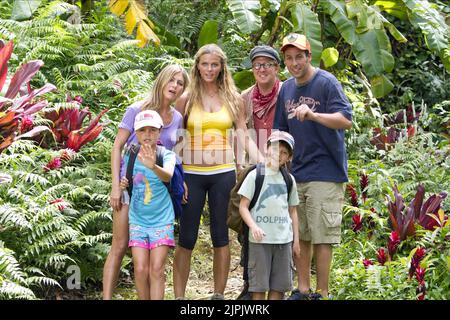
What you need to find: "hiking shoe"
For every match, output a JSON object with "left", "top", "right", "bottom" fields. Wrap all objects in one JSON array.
[
  {"left": 308, "top": 292, "right": 323, "bottom": 300},
  {"left": 287, "top": 289, "right": 310, "bottom": 300},
  {"left": 210, "top": 293, "right": 225, "bottom": 300}
]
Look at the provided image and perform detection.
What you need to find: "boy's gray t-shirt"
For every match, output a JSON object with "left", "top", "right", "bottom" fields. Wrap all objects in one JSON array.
[{"left": 238, "top": 166, "right": 299, "bottom": 244}]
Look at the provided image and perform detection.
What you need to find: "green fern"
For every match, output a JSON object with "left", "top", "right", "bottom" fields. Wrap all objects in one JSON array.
[
  {"left": 0, "top": 281, "right": 36, "bottom": 300},
  {"left": 74, "top": 211, "right": 112, "bottom": 232},
  {"left": 0, "top": 205, "right": 31, "bottom": 229},
  {"left": 0, "top": 245, "right": 35, "bottom": 299}
]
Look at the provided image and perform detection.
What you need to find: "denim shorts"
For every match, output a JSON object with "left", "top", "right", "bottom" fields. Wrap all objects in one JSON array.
[
  {"left": 128, "top": 223, "right": 175, "bottom": 250},
  {"left": 121, "top": 191, "right": 130, "bottom": 205}
]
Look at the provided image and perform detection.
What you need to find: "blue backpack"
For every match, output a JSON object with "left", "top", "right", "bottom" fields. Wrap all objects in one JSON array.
[{"left": 126, "top": 144, "right": 185, "bottom": 220}]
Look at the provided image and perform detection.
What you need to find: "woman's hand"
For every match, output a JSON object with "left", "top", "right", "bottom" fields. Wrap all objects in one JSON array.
[
  {"left": 110, "top": 185, "right": 122, "bottom": 212},
  {"left": 182, "top": 181, "right": 188, "bottom": 204}
]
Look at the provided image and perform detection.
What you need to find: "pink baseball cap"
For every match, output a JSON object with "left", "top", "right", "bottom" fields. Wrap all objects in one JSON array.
[{"left": 134, "top": 110, "right": 163, "bottom": 130}]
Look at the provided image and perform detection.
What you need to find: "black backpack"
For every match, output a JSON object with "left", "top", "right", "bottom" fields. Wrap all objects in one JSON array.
[
  {"left": 227, "top": 163, "right": 293, "bottom": 234},
  {"left": 125, "top": 144, "right": 185, "bottom": 219}
]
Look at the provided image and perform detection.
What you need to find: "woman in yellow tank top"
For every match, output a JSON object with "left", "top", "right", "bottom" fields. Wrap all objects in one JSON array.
[{"left": 173, "top": 44, "right": 262, "bottom": 300}]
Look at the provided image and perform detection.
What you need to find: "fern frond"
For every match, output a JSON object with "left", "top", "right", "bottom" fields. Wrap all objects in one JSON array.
[
  {"left": 51, "top": 67, "right": 67, "bottom": 90},
  {"left": 0, "top": 281, "right": 35, "bottom": 300},
  {"left": 0, "top": 247, "right": 26, "bottom": 282},
  {"left": 14, "top": 171, "right": 50, "bottom": 187},
  {"left": 28, "top": 214, "right": 74, "bottom": 240},
  {"left": 26, "top": 228, "right": 80, "bottom": 257},
  {"left": 38, "top": 253, "right": 75, "bottom": 269},
  {"left": 40, "top": 183, "right": 75, "bottom": 199},
  {"left": 25, "top": 276, "right": 61, "bottom": 289},
  {"left": 108, "top": 39, "right": 141, "bottom": 52},
  {"left": 7, "top": 188, "right": 32, "bottom": 204},
  {"left": 0, "top": 153, "right": 35, "bottom": 167},
  {"left": 0, "top": 205, "right": 31, "bottom": 229},
  {"left": 36, "top": 1, "right": 80, "bottom": 20},
  {"left": 74, "top": 211, "right": 111, "bottom": 232},
  {"left": 90, "top": 194, "right": 110, "bottom": 202},
  {"left": 74, "top": 233, "right": 112, "bottom": 247},
  {"left": 6, "top": 140, "right": 39, "bottom": 154}
]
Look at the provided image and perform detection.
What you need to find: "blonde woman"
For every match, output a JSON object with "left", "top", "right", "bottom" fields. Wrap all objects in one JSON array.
[
  {"left": 173, "top": 44, "right": 262, "bottom": 300},
  {"left": 103, "top": 64, "right": 189, "bottom": 299}
]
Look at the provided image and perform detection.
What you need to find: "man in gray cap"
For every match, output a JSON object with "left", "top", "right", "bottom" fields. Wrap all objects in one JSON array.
[
  {"left": 240, "top": 45, "right": 282, "bottom": 153},
  {"left": 236, "top": 45, "right": 282, "bottom": 300}
]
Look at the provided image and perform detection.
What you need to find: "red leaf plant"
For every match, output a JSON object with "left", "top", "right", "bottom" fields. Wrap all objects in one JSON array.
[
  {"left": 43, "top": 157, "right": 61, "bottom": 172},
  {"left": 385, "top": 105, "right": 420, "bottom": 126},
  {"left": 409, "top": 247, "right": 426, "bottom": 279},
  {"left": 387, "top": 185, "right": 415, "bottom": 241},
  {"left": 360, "top": 173, "right": 369, "bottom": 203},
  {"left": 351, "top": 214, "right": 363, "bottom": 233},
  {"left": 363, "top": 258, "right": 374, "bottom": 269},
  {"left": 387, "top": 231, "right": 400, "bottom": 258},
  {"left": 0, "top": 40, "right": 54, "bottom": 153},
  {"left": 44, "top": 101, "right": 108, "bottom": 152},
  {"left": 346, "top": 184, "right": 359, "bottom": 207},
  {"left": 387, "top": 184, "right": 448, "bottom": 241},
  {"left": 49, "top": 198, "right": 67, "bottom": 211},
  {"left": 370, "top": 125, "right": 416, "bottom": 151},
  {"left": 415, "top": 267, "right": 426, "bottom": 300},
  {"left": 377, "top": 248, "right": 387, "bottom": 266}
]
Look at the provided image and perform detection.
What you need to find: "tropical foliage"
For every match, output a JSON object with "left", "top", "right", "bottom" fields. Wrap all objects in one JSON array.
[{"left": 0, "top": 0, "right": 448, "bottom": 299}]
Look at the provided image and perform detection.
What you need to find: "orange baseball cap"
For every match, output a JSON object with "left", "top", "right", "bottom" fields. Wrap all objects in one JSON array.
[{"left": 280, "top": 33, "right": 311, "bottom": 54}]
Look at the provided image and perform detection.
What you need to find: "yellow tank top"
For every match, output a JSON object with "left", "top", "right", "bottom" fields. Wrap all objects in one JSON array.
[{"left": 182, "top": 105, "right": 235, "bottom": 174}]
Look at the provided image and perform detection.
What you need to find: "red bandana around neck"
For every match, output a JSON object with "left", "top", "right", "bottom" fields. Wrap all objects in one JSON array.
[{"left": 252, "top": 79, "right": 280, "bottom": 119}]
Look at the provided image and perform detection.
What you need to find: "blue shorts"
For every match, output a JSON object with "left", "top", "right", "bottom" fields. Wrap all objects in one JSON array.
[{"left": 128, "top": 223, "right": 175, "bottom": 250}]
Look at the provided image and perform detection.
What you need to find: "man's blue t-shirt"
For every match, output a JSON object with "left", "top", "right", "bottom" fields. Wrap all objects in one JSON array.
[
  {"left": 273, "top": 69, "right": 352, "bottom": 183},
  {"left": 125, "top": 146, "right": 176, "bottom": 228}
]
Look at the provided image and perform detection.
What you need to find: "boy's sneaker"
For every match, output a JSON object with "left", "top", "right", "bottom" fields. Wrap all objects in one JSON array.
[
  {"left": 287, "top": 289, "right": 310, "bottom": 300},
  {"left": 210, "top": 293, "right": 225, "bottom": 300},
  {"left": 236, "top": 282, "right": 251, "bottom": 300}
]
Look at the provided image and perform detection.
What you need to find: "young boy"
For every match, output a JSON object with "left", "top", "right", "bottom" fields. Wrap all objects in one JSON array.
[
  {"left": 120, "top": 110, "right": 176, "bottom": 300},
  {"left": 238, "top": 131, "right": 300, "bottom": 300}
]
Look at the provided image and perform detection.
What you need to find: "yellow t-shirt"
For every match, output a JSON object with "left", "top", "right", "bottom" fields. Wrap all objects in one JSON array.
[{"left": 182, "top": 105, "right": 235, "bottom": 174}]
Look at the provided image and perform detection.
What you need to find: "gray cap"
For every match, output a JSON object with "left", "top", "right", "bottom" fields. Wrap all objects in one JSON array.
[{"left": 249, "top": 45, "right": 281, "bottom": 64}]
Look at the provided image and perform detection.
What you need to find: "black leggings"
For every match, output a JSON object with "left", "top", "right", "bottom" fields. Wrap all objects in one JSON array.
[{"left": 178, "top": 170, "right": 236, "bottom": 250}]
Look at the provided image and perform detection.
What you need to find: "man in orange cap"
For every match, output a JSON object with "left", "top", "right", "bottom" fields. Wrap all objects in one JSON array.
[{"left": 274, "top": 33, "right": 353, "bottom": 300}]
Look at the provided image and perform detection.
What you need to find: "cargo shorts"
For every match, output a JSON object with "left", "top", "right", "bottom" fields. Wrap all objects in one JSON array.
[{"left": 296, "top": 182, "right": 345, "bottom": 244}]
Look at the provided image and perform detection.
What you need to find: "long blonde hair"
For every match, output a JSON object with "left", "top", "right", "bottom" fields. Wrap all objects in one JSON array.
[
  {"left": 141, "top": 64, "right": 189, "bottom": 111},
  {"left": 186, "top": 44, "right": 241, "bottom": 122}
]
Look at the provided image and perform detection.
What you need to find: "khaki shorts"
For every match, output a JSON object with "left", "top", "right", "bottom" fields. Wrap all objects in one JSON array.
[{"left": 297, "top": 182, "right": 345, "bottom": 244}]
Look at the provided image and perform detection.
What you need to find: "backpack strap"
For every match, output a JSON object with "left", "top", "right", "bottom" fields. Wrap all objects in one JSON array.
[
  {"left": 155, "top": 145, "right": 164, "bottom": 167},
  {"left": 280, "top": 165, "right": 293, "bottom": 202},
  {"left": 126, "top": 144, "right": 140, "bottom": 198},
  {"left": 155, "top": 145, "right": 173, "bottom": 190},
  {"left": 249, "top": 163, "right": 265, "bottom": 211}
]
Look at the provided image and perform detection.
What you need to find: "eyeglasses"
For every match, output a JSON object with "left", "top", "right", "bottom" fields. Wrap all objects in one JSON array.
[{"left": 252, "top": 62, "right": 276, "bottom": 70}]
